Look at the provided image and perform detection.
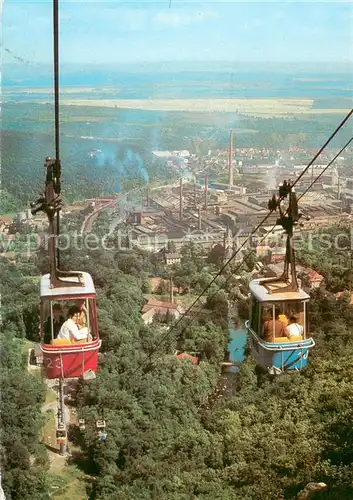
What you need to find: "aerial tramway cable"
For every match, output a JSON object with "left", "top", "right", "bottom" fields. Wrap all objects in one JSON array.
[
  {"left": 291, "top": 108, "right": 353, "bottom": 188},
  {"left": 126, "top": 109, "right": 353, "bottom": 381},
  {"left": 297, "top": 136, "right": 353, "bottom": 201},
  {"left": 53, "top": 0, "right": 61, "bottom": 267}
]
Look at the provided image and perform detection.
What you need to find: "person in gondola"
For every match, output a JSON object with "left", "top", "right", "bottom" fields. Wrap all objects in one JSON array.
[
  {"left": 262, "top": 307, "right": 287, "bottom": 342},
  {"left": 286, "top": 313, "right": 304, "bottom": 338},
  {"left": 57, "top": 306, "right": 90, "bottom": 343},
  {"left": 44, "top": 303, "right": 65, "bottom": 344},
  {"left": 75, "top": 299, "right": 87, "bottom": 330}
]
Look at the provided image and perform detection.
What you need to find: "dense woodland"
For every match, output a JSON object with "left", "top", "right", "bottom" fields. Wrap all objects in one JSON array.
[
  {"left": 0, "top": 126, "right": 178, "bottom": 213},
  {"left": 1, "top": 226, "right": 353, "bottom": 499}
]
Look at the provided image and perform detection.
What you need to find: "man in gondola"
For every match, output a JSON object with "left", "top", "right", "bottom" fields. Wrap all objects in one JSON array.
[
  {"left": 43, "top": 303, "right": 65, "bottom": 344},
  {"left": 57, "top": 306, "right": 90, "bottom": 343},
  {"left": 262, "top": 307, "right": 287, "bottom": 342}
]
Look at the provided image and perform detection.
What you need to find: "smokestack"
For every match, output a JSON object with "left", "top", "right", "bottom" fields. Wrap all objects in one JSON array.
[
  {"left": 146, "top": 184, "right": 149, "bottom": 207},
  {"left": 179, "top": 177, "right": 183, "bottom": 220},
  {"left": 194, "top": 179, "right": 197, "bottom": 207},
  {"left": 204, "top": 174, "right": 208, "bottom": 210},
  {"left": 337, "top": 170, "right": 341, "bottom": 200},
  {"left": 228, "top": 130, "right": 233, "bottom": 187},
  {"left": 198, "top": 206, "right": 202, "bottom": 230}
]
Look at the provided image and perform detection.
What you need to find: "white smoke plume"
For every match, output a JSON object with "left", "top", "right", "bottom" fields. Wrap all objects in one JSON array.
[{"left": 265, "top": 167, "right": 278, "bottom": 191}]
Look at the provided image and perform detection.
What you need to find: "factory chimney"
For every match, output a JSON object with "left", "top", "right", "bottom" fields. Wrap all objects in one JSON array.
[
  {"left": 228, "top": 129, "right": 233, "bottom": 187},
  {"left": 146, "top": 184, "right": 149, "bottom": 207},
  {"left": 198, "top": 206, "right": 202, "bottom": 230},
  {"left": 204, "top": 174, "right": 208, "bottom": 210},
  {"left": 179, "top": 177, "right": 183, "bottom": 220},
  {"left": 194, "top": 179, "right": 197, "bottom": 207},
  {"left": 337, "top": 170, "right": 341, "bottom": 200}
]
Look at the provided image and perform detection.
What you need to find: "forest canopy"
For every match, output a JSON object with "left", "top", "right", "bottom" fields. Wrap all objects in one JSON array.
[{"left": 2, "top": 226, "right": 353, "bottom": 499}]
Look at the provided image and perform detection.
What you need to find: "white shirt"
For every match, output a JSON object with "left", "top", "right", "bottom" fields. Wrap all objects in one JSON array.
[
  {"left": 58, "top": 318, "right": 89, "bottom": 341},
  {"left": 287, "top": 323, "right": 304, "bottom": 337}
]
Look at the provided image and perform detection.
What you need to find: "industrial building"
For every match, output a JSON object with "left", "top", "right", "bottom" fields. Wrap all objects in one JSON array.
[{"left": 80, "top": 133, "right": 353, "bottom": 255}]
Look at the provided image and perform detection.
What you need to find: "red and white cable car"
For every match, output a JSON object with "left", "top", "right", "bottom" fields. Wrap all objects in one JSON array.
[
  {"left": 31, "top": 157, "right": 101, "bottom": 381},
  {"left": 40, "top": 271, "right": 101, "bottom": 379}
]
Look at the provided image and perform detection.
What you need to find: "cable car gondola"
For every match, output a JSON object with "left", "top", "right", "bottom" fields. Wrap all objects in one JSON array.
[
  {"left": 78, "top": 419, "right": 86, "bottom": 431},
  {"left": 245, "top": 180, "right": 315, "bottom": 374},
  {"left": 28, "top": 1, "right": 104, "bottom": 456},
  {"left": 40, "top": 273, "right": 101, "bottom": 379},
  {"left": 56, "top": 422, "right": 66, "bottom": 445},
  {"left": 96, "top": 420, "right": 107, "bottom": 441},
  {"left": 32, "top": 157, "right": 102, "bottom": 380}
]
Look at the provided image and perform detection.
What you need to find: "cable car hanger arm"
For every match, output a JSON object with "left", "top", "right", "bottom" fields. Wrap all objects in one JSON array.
[
  {"left": 30, "top": 1, "right": 83, "bottom": 288},
  {"left": 30, "top": 160, "right": 84, "bottom": 288}
]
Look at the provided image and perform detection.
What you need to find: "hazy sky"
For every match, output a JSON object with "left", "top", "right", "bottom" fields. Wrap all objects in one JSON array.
[{"left": 3, "top": 1, "right": 353, "bottom": 65}]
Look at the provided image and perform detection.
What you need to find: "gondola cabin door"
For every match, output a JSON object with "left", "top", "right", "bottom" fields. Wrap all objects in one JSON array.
[{"left": 39, "top": 272, "right": 101, "bottom": 379}]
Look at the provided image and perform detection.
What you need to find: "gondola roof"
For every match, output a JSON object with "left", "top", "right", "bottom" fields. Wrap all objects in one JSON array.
[
  {"left": 40, "top": 271, "right": 95, "bottom": 298},
  {"left": 250, "top": 278, "right": 310, "bottom": 303}
]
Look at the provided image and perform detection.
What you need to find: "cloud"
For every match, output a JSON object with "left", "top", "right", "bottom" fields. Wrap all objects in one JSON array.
[{"left": 153, "top": 9, "right": 218, "bottom": 28}]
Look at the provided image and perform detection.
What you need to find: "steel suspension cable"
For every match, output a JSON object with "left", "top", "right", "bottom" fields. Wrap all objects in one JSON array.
[
  {"left": 298, "top": 136, "right": 353, "bottom": 201},
  {"left": 292, "top": 108, "right": 353, "bottom": 188},
  {"left": 125, "top": 110, "right": 353, "bottom": 382},
  {"left": 53, "top": 0, "right": 61, "bottom": 267}
]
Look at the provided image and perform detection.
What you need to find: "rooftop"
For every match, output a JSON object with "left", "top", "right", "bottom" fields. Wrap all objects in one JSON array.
[
  {"left": 165, "top": 252, "right": 181, "bottom": 259},
  {"left": 176, "top": 352, "right": 198, "bottom": 365},
  {"left": 142, "top": 297, "right": 182, "bottom": 314}
]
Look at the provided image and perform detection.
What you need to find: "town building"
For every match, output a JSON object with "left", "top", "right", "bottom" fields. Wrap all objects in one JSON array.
[
  {"left": 141, "top": 298, "right": 184, "bottom": 325},
  {"left": 164, "top": 252, "right": 181, "bottom": 265}
]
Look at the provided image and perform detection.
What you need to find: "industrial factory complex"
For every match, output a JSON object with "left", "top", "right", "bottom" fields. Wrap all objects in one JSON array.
[
  {"left": 101, "top": 131, "right": 352, "bottom": 254},
  {"left": 2, "top": 131, "right": 352, "bottom": 260}
]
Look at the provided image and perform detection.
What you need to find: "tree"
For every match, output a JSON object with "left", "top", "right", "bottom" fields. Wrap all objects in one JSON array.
[
  {"left": 156, "top": 279, "right": 169, "bottom": 295},
  {"left": 207, "top": 244, "right": 225, "bottom": 267}
]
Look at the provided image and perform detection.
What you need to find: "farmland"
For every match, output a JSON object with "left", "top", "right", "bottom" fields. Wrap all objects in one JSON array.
[{"left": 54, "top": 97, "right": 353, "bottom": 117}]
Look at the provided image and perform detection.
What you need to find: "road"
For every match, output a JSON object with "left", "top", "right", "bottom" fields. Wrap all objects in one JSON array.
[
  {"left": 80, "top": 181, "right": 180, "bottom": 235},
  {"left": 80, "top": 198, "right": 117, "bottom": 234}
]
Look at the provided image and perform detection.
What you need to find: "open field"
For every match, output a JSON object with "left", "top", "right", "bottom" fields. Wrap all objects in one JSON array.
[{"left": 43, "top": 98, "right": 353, "bottom": 117}]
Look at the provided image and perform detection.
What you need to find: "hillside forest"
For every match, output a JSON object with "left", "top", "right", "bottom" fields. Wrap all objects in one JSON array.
[{"left": 1, "top": 225, "right": 353, "bottom": 499}]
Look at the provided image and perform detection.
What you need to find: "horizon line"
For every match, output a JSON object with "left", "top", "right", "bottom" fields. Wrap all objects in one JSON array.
[{"left": 3, "top": 61, "right": 353, "bottom": 67}]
